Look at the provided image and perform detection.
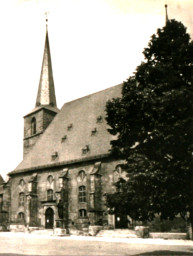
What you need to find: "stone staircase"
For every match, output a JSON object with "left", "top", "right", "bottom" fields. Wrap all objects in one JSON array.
[{"left": 96, "top": 229, "right": 137, "bottom": 238}]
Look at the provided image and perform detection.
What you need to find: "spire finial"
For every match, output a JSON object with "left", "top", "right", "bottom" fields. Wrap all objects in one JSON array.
[
  {"left": 165, "top": 4, "right": 169, "bottom": 24},
  {"left": 45, "top": 12, "right": 49, "bottom": 28}
]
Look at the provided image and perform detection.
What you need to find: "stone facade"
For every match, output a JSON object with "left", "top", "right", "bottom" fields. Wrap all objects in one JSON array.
[
  {"left": 23, "top": 107, "right": 58, "bottom": 156},
  {"left": 1, "top": 23, "right": 186, "bottom": 234},
  {"left": 9, "top": 158, "right": 121, "bottom": 231},
  {"left": 4, "top": 24, "right": 124, "bottom": 232}
]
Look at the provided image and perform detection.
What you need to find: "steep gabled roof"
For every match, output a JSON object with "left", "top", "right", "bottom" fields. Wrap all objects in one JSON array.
[{"left": 9, "top": 84, "right": 122, "bottom": 175}]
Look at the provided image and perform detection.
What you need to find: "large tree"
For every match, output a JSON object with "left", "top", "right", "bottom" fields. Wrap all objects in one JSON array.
[{"left": 105, "top": 19, "right": 193, "bottom": 234}]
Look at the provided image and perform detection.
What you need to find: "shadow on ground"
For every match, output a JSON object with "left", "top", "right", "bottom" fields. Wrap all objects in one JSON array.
[
  {"left": 133, "top": 250, "right": 193, "bottom": 255},
  {"left": 0, "top": 255, "right": 45, "bottom": 256},
  {"left": 1, "top": 251, "right": 193, "bottom": 256}
]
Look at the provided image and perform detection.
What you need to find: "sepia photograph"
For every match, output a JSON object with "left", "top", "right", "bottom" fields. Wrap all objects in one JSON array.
[{"left": 0, "top": 0, "right": 193, "bottom": 255}]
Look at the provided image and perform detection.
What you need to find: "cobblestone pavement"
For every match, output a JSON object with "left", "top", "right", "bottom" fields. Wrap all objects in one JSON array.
[{"left": 0, "top": 232, "right": 193, "bottom": 255}]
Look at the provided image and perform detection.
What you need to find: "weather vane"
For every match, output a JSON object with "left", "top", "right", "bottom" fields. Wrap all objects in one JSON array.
[{"left": 45, "top": 12, "right": 49, "bottom": 25}]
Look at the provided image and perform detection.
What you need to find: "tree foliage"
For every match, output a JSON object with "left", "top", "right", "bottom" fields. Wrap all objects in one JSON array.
[{"left": 105, "top": 20, "right": 193, "bottom": 224}]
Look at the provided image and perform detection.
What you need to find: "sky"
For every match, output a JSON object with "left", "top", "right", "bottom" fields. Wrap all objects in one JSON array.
[{"left": 0, "top": 0, "right": 193, "bottom": 179}]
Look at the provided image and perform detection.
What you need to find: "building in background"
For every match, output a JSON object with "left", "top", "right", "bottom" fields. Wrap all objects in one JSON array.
[{"left": 0, "top": 175, "right": 10, "bottom": 231}]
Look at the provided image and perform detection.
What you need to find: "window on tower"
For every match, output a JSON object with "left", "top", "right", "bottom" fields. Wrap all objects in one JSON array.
[{"left": 31, "top": 117, "right": 36, "bottom": 135}]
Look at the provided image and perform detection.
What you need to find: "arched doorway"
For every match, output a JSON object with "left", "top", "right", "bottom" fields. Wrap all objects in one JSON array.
[
  {"left": 45, "top": 208, "right": 54, "bottom": 229},
  {"left": 115, "top": 213, "right": 128, "bottom": 229}
]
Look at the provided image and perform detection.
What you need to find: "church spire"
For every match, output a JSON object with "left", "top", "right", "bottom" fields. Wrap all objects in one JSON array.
[
  {"left": 36, "top": 15, "right": 57, "bottom": 108},
  {"left": 165, "top": 4, "right": 169, "bottom": 24}
]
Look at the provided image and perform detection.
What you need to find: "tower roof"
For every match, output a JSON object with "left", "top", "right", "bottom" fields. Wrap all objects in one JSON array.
[{"left": 35, "top": 24, "right": 57, "bottom": 108}]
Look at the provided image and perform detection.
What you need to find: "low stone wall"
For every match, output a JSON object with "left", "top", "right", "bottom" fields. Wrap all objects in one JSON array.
[
  {"left": 135, "top": 226, "right": 149, "bottom": 238},
  {"left": 89, "top": 225, "right": 103, "bottom": 236},
  {"left": 149, "top": 232, "right": 187, "bottom": 240},
  {"left": 0, "top": 225, "right": 8, "bottom": 231},
  {"left": 9, "top": 224, "right": 26, "bottom": 232}
]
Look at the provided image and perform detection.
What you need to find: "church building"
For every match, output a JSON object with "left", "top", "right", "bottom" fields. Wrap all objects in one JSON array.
[{"left": 5, "top": 21, "right": 126, "bottom": 233}]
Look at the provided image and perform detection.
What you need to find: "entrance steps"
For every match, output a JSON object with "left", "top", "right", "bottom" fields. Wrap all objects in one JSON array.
[{"left": 96, "top": 229, "right": 137, "bottom": 238}]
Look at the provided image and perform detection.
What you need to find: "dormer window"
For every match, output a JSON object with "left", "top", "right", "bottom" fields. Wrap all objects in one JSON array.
[
  {"left": 51, "top": 152, "right": 58, "bottom": 160},
  {"left": 96, "top": 115, "right": 103, "bottom": 123},
  {"left": 82, "top": 145, "right": 90, "bottom": 154},
  {"left": 61, "top": 135, "right": 67, "bottom": 143},
  {"left": 31, "top": 117, "right": 36, "bottom": 135},
  {"left": 67, "top": 124, "right": 73, "bottom": 130},
  {"left": 91, "top": 128, "right": 97, "bottom": 135}
]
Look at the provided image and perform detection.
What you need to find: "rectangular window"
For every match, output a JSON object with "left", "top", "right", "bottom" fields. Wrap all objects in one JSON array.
[
  {"left": 79, "top": 186, "right": 86, "bottom": 203},
  {"left": 19, "top": 193, "right": 25, "bottom": 206},
  {"left": 79, "top": 209, "right": 87, "bottom": 217},
  {"left": 47, "top": 189, "right": 53, "bottom": 201}
]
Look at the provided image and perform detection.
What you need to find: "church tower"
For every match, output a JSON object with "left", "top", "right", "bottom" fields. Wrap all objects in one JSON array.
[{"left": 23, "top": 19, "right": 59, "bottom": 157}]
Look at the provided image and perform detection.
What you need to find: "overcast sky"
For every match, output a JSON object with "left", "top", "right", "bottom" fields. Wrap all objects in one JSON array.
[{"left": 0, "top": 0, "right": 193, "bottom": 179}]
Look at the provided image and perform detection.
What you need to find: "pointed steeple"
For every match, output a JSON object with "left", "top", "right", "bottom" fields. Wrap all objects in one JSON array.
[
  {"left": 23, "top": 16, "right": 59, "bottom": 157},
  {"left": 165, "top": 4, "right": 169, "bottom": 24},
  {"left": 36, "top": 17, "right": 57, "bottom": 108}
]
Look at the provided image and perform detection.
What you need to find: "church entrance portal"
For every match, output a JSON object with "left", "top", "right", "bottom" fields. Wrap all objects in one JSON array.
[
  {"left": 115, "top": 213, "right": 128, "bottom": 228},
  {"left": 45, "top": 208, "right": 54, "bottom": 229}
]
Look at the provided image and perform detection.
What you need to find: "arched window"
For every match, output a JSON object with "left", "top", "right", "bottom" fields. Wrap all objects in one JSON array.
[
  {"left": 19, "top": 179, "right": 25, "bottom": 188},
  {"left": 47, "top": 189, "right": 53, "bottom": 201},
  {"left": 18, "top": 212, "right": 25, "bottom": 222},
  {"left": 115, "top": 165, "right": 122, "bottom": 175},
  {"left": 31, "top": 117, "right": 36, "bottom": 135},
  {"left": 47, "top": 175, "right": 53, "bottom": 184},
  {"left": 79, "top": 209, "right": 87, "bottom": 217},
  {"left": 78, "top": 186, "right": 86, "bottom": 203},
  {"left": 78, "top": 170, "right": 86, "bottom": 181},
  {"left": 19, "top": 192, "right": 25, "bottom": 206}
]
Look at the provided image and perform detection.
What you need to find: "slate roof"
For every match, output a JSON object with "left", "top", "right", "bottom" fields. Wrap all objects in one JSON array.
[
  {"left": 35, "top": 27, "right": 57, "bottom": 108},
  {"left": 9, "top": 84, "right": 122, "bottom": 175}
]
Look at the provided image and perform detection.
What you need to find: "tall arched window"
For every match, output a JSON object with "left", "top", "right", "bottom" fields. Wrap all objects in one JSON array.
[
  {"left": 47, "top": 189, "right": 53, "bottom": 201},
  {"left": 31, "top": 117, "right": 36, "bottom": 135},
  {"left": 19, "top": 179, "right": 25, "bottom": 188},
  {"left": 19, "top": 192, "right": 25, "bottom": 206},
  {"left": 47, "top": 175, "right": 53, "bottom": 184},
  {"left": 18, "top": 212, "right": 25, "bottom": 223},
  {"left": 78, "top": 186, "right": 86, "bottom": 203},
  {"left": 78, "top": 170, "right": 86, "bottom": 181}
]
